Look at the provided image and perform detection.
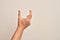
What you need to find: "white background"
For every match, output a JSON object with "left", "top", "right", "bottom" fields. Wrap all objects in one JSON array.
[{"left": 0, "top": 0, "right": 60, "bottom": 40}]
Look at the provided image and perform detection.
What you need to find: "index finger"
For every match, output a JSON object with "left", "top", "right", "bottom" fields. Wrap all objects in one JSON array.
[{"left": 18, "top": 10, "right": 21, "bottom": 18}]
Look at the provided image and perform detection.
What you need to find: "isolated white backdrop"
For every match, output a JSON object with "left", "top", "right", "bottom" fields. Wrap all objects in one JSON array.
[{"left": 0, "top": 0, "right": 60, "bottom": 40}]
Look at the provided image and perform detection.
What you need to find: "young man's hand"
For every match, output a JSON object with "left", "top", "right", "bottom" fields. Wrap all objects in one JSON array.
[
  {"left": 18, "top": 10, "right": 32, "bottom": 30},
  {"left": 11, "top": 10, "right": 32, "bottom": 40}
]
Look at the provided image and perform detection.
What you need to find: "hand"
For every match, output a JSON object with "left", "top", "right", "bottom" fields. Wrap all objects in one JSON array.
[{"left": 18, "top": 10, "right": 32, "bottom": 29}]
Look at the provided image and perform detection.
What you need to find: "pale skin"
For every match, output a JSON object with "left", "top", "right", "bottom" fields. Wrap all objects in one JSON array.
[{"left": 11, "top": 10, "right": 32, "bottom": 40}]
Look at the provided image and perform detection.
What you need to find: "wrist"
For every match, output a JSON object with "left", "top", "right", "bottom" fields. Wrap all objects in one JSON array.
[{"left": 17, "top": 26, "right": 25, "bottom": 30}]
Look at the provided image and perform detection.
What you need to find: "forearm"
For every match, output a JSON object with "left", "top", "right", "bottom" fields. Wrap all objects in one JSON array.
[{"left": 11, "top": 26, "right": 24, "bottom": 40}]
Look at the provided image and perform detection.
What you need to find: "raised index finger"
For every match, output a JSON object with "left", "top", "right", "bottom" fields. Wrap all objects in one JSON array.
[{"left": 18, "top": 10, "right": 21, "bottom": 18}]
